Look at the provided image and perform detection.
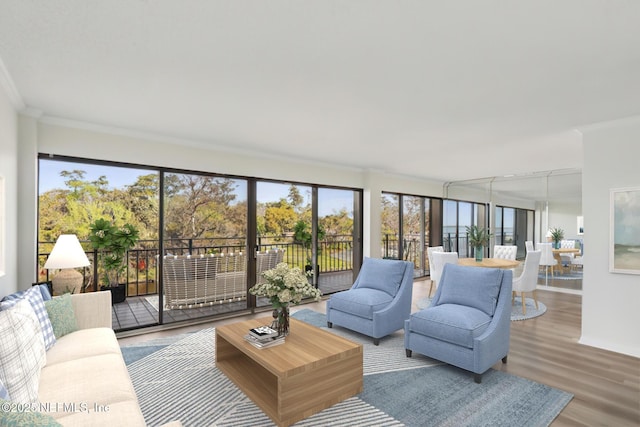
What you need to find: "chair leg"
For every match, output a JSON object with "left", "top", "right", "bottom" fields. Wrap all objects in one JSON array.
[
  {"left": 474, "top": 373, "right": 482, "bottom": 384},
  {"left": 327, "top": 321, "right": 332, "bottom": 328},
  {"left": 532, "top": 290, "right": 539, "bottom": 310},
  {"left": 428, "top": 280, "right": 434, "bottom": 298},
  {"left": 373, "top": 338, "right": 380, "bottom": 346},
  {"left": 521, "top": 292, "right": 526, "bottom": 315},
  {"left": 406, "top": 349, "right": 412, "bottom": 357}
]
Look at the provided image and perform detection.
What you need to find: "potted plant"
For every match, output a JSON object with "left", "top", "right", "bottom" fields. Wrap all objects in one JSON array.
[
  {"left": 549, "top": 227, "right": 565, "bottom": 249},
  {"left": 88, "top": 218, "right": 140, "bottom": 304},
  {"left": 466, "top": 225, "right": 492, "bottom": 262}
]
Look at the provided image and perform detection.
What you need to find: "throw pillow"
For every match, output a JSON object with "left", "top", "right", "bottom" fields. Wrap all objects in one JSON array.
[
  {"left": 437, "top": 264, "right": 503, "bottom": 316},
  {"left": 0, "top": 299, "right": 46, "bottom": 404},
  {"left": 356, "top": 257, "right": 407, "bottom": 296},
  {"left": 44, "top": 294, "right": 78, "bottom": 339},
  {"left": 0, "top": 287, "right": 56, "bottom": 350},
  {"left": 37, "top": 284, "right": 53, "bottom": 301},
  {"left": 0, "top": 399, "right": 62, "bottom": 426}
]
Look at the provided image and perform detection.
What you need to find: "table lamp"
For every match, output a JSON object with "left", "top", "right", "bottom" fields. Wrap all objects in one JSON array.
[{"left": 44, "top": 234, "right": 91, "bottom": 296}]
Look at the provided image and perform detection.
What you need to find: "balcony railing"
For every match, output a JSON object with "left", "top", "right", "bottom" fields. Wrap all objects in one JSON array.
[{"left": 37, "top": 235, "right": 354, "bottom": 298}]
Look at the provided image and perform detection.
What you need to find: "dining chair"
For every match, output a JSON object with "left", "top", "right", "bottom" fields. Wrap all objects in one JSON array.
[
  {"left": 525, "top": 241, "right": 534, "bottom": 253},
  {"left": 430, "top": 251, "right": 459, "bottom": 295},
  {"left": 512, "top": 250, "right": 541, "bottom": 314},
  {"left": 538, "top": 243, "right": 557, "bottom": 285},
  {"left": 426, "top": 246, "right": 444, "bottom": 297},
  {"left": 493, "top": 245, "right": 517, "bottom": 260}
]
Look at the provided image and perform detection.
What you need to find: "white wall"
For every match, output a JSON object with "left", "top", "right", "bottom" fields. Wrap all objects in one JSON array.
[
  {"left": 0, "top": 83, "right": 18, "bottom": 297},
  {"left": 580, "top": 117, "right": 640, "bottom": 358},
  {"left": 547, "top": 200, "right": 583, "bottom": 241}
]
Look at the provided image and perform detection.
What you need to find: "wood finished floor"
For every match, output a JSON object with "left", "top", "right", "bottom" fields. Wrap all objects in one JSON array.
[{"left": 118, "top": 278, "right": 640, "bottom": 426}]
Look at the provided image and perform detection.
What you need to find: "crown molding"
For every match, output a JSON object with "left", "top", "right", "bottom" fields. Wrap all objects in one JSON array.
[{"left": 0, "top": 54, "right": 25, "bottom": 110}]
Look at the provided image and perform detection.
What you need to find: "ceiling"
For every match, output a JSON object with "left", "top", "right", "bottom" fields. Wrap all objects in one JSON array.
[{"left": 1, "top": 1, "right": 639, "bottom": 202}]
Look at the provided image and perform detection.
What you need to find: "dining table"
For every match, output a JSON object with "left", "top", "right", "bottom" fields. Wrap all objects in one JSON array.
[
  {"left": 552, "top": 248, "right": 581, "bottom": 273},
  {"left": 458, "top": 258, "right": 520, "bottom": 269}
]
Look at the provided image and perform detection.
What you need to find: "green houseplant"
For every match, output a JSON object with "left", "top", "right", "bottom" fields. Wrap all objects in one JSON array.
[
  {"left": 88, "top": 218, "right": 140, "bottom": 303},
  {"left": 466, "top": 225, "right": 492, "bottom": 262},
  {"left": 549, "top": 227, "right": 565, "bottom": 249}
]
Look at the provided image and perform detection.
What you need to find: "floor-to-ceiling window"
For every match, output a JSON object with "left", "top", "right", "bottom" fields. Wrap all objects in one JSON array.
[
  {"left": 382, "top": 192, "right": 433, "bottom": 277},
  {"left": 495, "top": 205, "right": 535, "bottom": 258},
  {"left": 37, "top": 158, "right": 160, "bottom": 330},
  {"left": 443, "top": 199, "right": 487, "bottom": 257},
  {"left": 38, "top": 155, "right": 362, "bottom": 331}
]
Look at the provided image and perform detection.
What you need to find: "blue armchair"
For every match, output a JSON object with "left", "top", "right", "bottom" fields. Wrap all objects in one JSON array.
[
  {"left": 404, "top": 263, "right": 512, "bottom": 383},
  {"left": 326, "top": 257, "right": 414, "bottom": 345}
]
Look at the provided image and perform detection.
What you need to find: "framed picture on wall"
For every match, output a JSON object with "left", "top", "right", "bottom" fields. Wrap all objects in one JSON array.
[{"left": 610, "top": 187, "right": 640, "bottom": 274}]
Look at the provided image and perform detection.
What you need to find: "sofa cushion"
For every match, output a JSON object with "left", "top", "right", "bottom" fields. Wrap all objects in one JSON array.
[
  {"left": 356, "top": 257, "right": 407, "bottom": 296},
  {"left": 44, "top": 294, "right": 78, "bottom": 339},
  {"left": 0, "top": 299, "right": 46, "bottom": 403},
  {"left": 408, "top": 304, "right": 492, "bottom": 348},
  {"left": 0, "top": 398, "right": 62, "bottom": 426},
  {"left": 437, "top": 264, "right": 503, "bottom": 316},
  {"left": 1, "top": 286, "right": 57, "bottom": 350},
  {"left": 39, "top": 353, "right": 141, "bottom": 419},
  {"left": 45, "top": 328, "right": 122, "bottom": 367},
  {"left": 329, "top": 288, "right": 393, "bottom": 319}
]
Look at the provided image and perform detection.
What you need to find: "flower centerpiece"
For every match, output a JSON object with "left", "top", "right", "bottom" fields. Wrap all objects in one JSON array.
[
  {"left": 548, "top": 227, "right": 565, "bottom": 249},
  {"left": 249, "top": 262, "right": 322, "bottom": 336},
  {"left": 466, "top": 225, "right": 492, "bottom": 262}
]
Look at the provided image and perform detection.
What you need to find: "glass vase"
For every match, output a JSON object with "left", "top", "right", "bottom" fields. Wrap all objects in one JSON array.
[
  {"left": 271, "top": 305, "right": 290, "bottom": 336},
  {"left": 475, "top": 245, "right": 484, "bottom": 262}
]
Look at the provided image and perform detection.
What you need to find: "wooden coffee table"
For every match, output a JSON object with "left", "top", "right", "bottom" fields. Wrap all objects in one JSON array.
[{"left": 216, "top": 317, "right": 363, "bottom": 427}]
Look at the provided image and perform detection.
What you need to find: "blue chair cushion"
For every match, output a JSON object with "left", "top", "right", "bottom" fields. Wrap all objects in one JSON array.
[
  {"left": 408, "top": 304, "right": 492, "bottom": 348},
  {"left": 356, "top": 258, "right": 407, "bottom": 297},
  {"left": 437, "top": 264, "right": 503, "bottom": 316},
  {"left": 329, "top": 288, "right": 393, "bottom": 320}
]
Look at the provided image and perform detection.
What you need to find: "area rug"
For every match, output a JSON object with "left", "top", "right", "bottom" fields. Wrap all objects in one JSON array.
[
  {"left": 122, "top": 309, "right": 572, "bottom": 427},
  {"left": 416, "top": 298, "right": 547, "bottom": 321},
  {"left": 538, "top": 271, "right": 582, "bottom": 281}
]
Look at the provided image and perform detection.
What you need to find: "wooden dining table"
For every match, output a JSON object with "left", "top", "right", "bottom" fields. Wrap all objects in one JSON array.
[
  {"left": 458, "top": 258, "right": 520, "bottom": 269},
  {"left": 552, "top": 248, "right": 581, "bottom": 273}
]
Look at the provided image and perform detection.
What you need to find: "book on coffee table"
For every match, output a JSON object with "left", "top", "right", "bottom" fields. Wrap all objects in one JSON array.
[
  {"left": 244, "top": 333, "right": 285, "bottom": 349},
  {"left": 249, "top": 325, "right": 279, "bottom": 340}
]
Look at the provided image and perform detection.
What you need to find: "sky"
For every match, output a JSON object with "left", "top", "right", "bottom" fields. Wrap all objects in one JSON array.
[{"left": 39, "top": 160, "right": 353, "bottom": 218}]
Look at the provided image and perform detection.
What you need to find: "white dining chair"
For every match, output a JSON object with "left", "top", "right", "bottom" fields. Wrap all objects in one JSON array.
[
  {"left": 430, "top": 251, "right": 459, "bottom": 296},
  {"left": 512, "top": 250, "right": 541, "bottom": 315},
  {"left": 538, "top": 243, "right": 557, "bottom": 285},
  {"left": 426, "top": 246, "right": 444, "bottom": 297},
  {"left": 525, "top": 241, "right": 534, "bottom": 253},
  {"left": 494, "top": 245, "right": 517, "bottom": 260}
]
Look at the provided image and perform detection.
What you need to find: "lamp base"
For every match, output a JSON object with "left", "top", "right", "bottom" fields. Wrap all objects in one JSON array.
[{"left": 51, "top": 269, "right": 83, "bottom": 296}]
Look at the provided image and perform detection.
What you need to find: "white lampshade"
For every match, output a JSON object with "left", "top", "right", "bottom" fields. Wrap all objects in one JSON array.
[{"left": 44, "top": 234, "right": 90, "bottom": 269}]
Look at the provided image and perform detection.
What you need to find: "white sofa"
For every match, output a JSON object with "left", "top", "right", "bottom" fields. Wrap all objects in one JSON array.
[{"left": 37, "top": 291, "right": 181, "bottom": 427}]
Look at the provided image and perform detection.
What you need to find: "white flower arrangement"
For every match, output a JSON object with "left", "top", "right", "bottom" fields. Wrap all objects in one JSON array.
[{"left": 249, "top": 262, "right": 322, "bottom": 308}]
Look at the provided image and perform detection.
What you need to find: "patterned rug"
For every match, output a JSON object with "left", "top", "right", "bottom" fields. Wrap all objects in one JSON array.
[
  {"left": 538, "top": 270, "right": 583, "bottom": 281},
  {"left": 122, "top": 309, "right": 572, "bottom": 426},
  {"left": 416, "top": 297, "right": 547, "bottom": 321}
]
